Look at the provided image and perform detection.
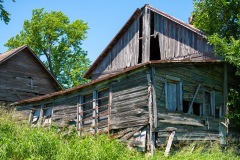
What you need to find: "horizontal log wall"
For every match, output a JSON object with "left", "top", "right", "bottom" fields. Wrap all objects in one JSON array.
[
  {"left": 153, "top": 63, "right": 225, "bottom": 142},
  {"left": 52, "top": 95, "right": 79, "bottom": 127},
  {"left": 15, "top": 68, "right": 150, "bottom": 134},
  {"left": 111, "top": 69, "right": 149, "bottom": 129}
]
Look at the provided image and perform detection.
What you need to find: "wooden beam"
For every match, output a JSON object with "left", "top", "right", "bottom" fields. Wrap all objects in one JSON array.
[
  {"left": 108, "top": 85, "right": 112, "bottom": 135},
  {"left": 78, "top": 96, "right": 83, "bottom": 136},
  {"left": 164, "top": 131, "right": 175, "bottom": 157},
  {"left": 151, "top": 66, "right": 157, "bottom": 128},
  {"left": 188, "top": 84, "right": 201, "bottom": 114},
  {"left": 147, "top": 72, "right": 155, "bottom": 156},
  {"left": 142, "top": 6, "right": 151, "bottom": 63},
  {"left": 92, "top": 90, "right": 98, "bottom": 134}
]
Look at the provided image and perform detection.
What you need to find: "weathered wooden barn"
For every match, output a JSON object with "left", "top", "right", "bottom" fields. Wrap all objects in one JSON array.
[
  {"left": 14, "top": 5, "right": 240, "bottom": 153},
  {"left": 0, "top": 45, "right": 62, "bottom": 106}
]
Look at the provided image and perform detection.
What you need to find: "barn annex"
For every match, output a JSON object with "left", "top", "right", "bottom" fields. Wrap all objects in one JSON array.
[
  {"left": 14, "top": 5, "right": 240, "bottom": 153},
  {"left": 0, "top": 45, "right": 62, "bottom": 106}
]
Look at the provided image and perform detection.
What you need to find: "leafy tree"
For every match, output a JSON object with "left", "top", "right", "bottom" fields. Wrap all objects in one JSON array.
[
  {"left": 192, "top": 0, "right": 240, "bottom": 125},
  {"left": 0, "top": 0, "right": 15, "bottom": 24},
  {"left": 5, "top": 8, "right": 90, "bottom": 88},
  {"left": 192, "top": 0, "right": 240, "bottom": 70}
]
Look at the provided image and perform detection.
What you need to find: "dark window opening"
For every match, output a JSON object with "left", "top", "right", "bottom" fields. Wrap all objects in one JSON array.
[
  {"left": 192, "top": 102, "right": 201, "bottom": 116},
  {"left": 150, "top": 35, "right": 160, "bottom": 60},
  {"left": 138, "top": 15, "right": 143, "bottom": 64},
  {"left": 183, "top": 100, "right": 189, "bottom": 113},
  {"left": 150, "top": 11, "right": 154, "bottom": 35},
  {"left": 138, "top": 39, "right": 142, "bottom": 64},
  {"left": 150, "top": 11, "right": 160, "bottom": 61},
  {"left": 205, "top": 92, "right": 212, "bottom": 116},
  {"left": 215, "top": 108, "right": 219, "bottom": 118}
]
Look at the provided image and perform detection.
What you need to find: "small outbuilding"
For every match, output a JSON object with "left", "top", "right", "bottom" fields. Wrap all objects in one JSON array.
[{"left": 0, "top": 45, "right": 62, "bottom": 106}]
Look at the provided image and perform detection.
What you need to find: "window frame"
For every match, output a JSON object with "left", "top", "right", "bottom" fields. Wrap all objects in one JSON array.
[{"left": 164, "top": 75, "right": 182, "bottom": 112}]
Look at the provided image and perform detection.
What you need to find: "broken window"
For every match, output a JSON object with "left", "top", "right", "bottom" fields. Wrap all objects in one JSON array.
[
  {"left": 31, "top": 106, "right": 41, "bottom": 126},
  {"left": 165, "top": 76, "right": 182, "bottom": 111},
  {"left": 82, "top": 93, "right": 93, "bottom": 130},
  {"left": 203, "top": 91, "right": 215, "bottom": 117},
  {"left": 42, "top": 103, "right": 53, "bottom": 126},
  {"left": 97, "top": 88, "right": 109, "bottom": 130},
  {"left": 183, "top": 100, "right": 202, "bottom": 116}
]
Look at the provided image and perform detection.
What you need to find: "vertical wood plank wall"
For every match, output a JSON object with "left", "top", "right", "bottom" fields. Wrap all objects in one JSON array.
[
  {"left": 153, "top": 12, "right": 214, "bottom": 60},
  {"left": 92, "top": 18, "right": 139, "bottom": 79},
  {"left": 110, "top": 69, "right": 149, "bottom": 129}
]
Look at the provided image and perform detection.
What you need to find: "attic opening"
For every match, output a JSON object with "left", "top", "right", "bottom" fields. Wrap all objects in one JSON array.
[
  {"left": 138, "top": 15, "right": 143, "bottom": 64},
  {"left": 150, "top": 11, "right": 160, "bottom": 60}
]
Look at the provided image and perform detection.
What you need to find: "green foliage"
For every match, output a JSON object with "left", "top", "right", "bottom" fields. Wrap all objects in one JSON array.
[
  {"left": 192, "top": 0, "right": 240, "bottom": 64},
  {"left": 193, "top": 0, "right": 240, "bottom": 124},
  {"left": 192, "top": 0, "right": 240, "bottom": 39},
  {"left": 0, "top": 111, "right": 143, "bottom": 160},
  {"left": 0, "top": 0, "right": 15, "bottom": 24},
  {"left": 0, "top": 110, "right": 239, "bottom": 160},
  {"left": 4, "top": 8, "right": 90, "bottom": 88},
  {"left": 227, "top": 89, "right": 240, "bottom": 126}
]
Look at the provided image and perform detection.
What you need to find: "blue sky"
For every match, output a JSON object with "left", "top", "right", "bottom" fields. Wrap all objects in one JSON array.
[{"left": 0, "top": 0, "right": 194, "bottom": 63}]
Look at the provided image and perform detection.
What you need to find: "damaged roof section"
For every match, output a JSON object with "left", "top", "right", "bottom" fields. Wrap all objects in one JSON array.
[{"left": 84, "top": 4, "right": 217, "bottom": 80}]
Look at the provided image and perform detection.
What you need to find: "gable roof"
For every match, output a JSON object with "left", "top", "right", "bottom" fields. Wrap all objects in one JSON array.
[
  {"left": 83, "top": 4, "right": 206, "bottom": 79},
  {"left": 0, "top": 45, "right": 63, "bottom": 89}
]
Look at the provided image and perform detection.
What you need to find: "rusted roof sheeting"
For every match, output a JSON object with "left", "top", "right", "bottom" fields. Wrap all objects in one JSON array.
[
  {"left": 0, "top": 45, "right": 27, "bottom": 63},
  {"left": 14, "top": 60, "right": 222, "bottom": 105}
]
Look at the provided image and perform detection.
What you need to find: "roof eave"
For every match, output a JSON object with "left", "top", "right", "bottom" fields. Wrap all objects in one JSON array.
[{"left": 13, "top": 60, "right": 223, "bottom": 106}]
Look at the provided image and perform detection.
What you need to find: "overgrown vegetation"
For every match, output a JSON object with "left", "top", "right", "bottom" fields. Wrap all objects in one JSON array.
[{"left": 0, "top": 110, "right": 239, "bottom": 160}]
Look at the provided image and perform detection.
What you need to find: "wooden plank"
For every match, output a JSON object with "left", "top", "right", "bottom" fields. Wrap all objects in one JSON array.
[
  {"left": 142, "top": 7, "right": 150, "bottom": 62},
  {"left": 164, "top": 131, "right": 175, "bottom": 157},
  {"left": 188, "top": 84, "right": 201, "bottom": 114}
]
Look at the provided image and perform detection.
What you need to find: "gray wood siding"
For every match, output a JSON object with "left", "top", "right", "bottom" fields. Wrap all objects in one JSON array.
[
  {"left": 154, "top": 12, "right": 215, "bottom": 60},
  {"left": 153, "top": 63, "right": 224, "bottom": 142},
  {"left": 52, "top": 95, "right": 79, "bottom": 127},
  {"left": 92, "top": 18, "right": 139, "bottom": 80},
  {"left": 111, "top": 70, "right": 149, "bottom": 129},
  {"left": 0, "top": 49, "right": 59, "bottom": 103}
]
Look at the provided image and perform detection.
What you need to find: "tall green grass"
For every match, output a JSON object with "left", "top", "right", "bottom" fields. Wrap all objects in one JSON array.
[{"left": 0, "top": 110, "right": 239, "bottom": 160}]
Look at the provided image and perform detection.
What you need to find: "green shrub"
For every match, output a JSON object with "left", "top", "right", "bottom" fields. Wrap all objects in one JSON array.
[{"left": 0, "top": 110, "right": 239, "bottom": 160}]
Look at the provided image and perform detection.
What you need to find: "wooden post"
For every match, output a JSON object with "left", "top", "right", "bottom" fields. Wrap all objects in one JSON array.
[
  {"left": 164, "top": 131, "right": 175, "bottom": 157},
  {"left": 188, "top": 84, "right": 201, "bottom": 114},
  {"left": 79, "top": 95, "right": 83, "bottom": 136},
  {"left": 38, "top": 104, "right": 44, "bottom": 128},
  {"left": 151, "top": 66, "right": 157, "bottom": 129},
  {"left": 92, "top": 90, "right": 98, "bottom": 134},
  {"left": 28, "top": 107, "right": 33, "bottom": 125},
  {"left": 147, "top": 72, "right": 155, "bottom": 156},
  {"left": 108, "top": 85, "right": 112, "bottom": 135},
  {"left": 224, "top": 63, "right": 228, "bottom": 133},
  {"left": 142, "top": 5, "right": 151, "bottom": 63}
]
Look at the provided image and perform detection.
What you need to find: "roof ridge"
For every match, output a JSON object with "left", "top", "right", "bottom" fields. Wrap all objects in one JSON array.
[
  {"left": 146, "top": 5, "right": 204, "bottom": 36},
  {"left": 0, "top": 45, "right": 27, "bottom": 62}
]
